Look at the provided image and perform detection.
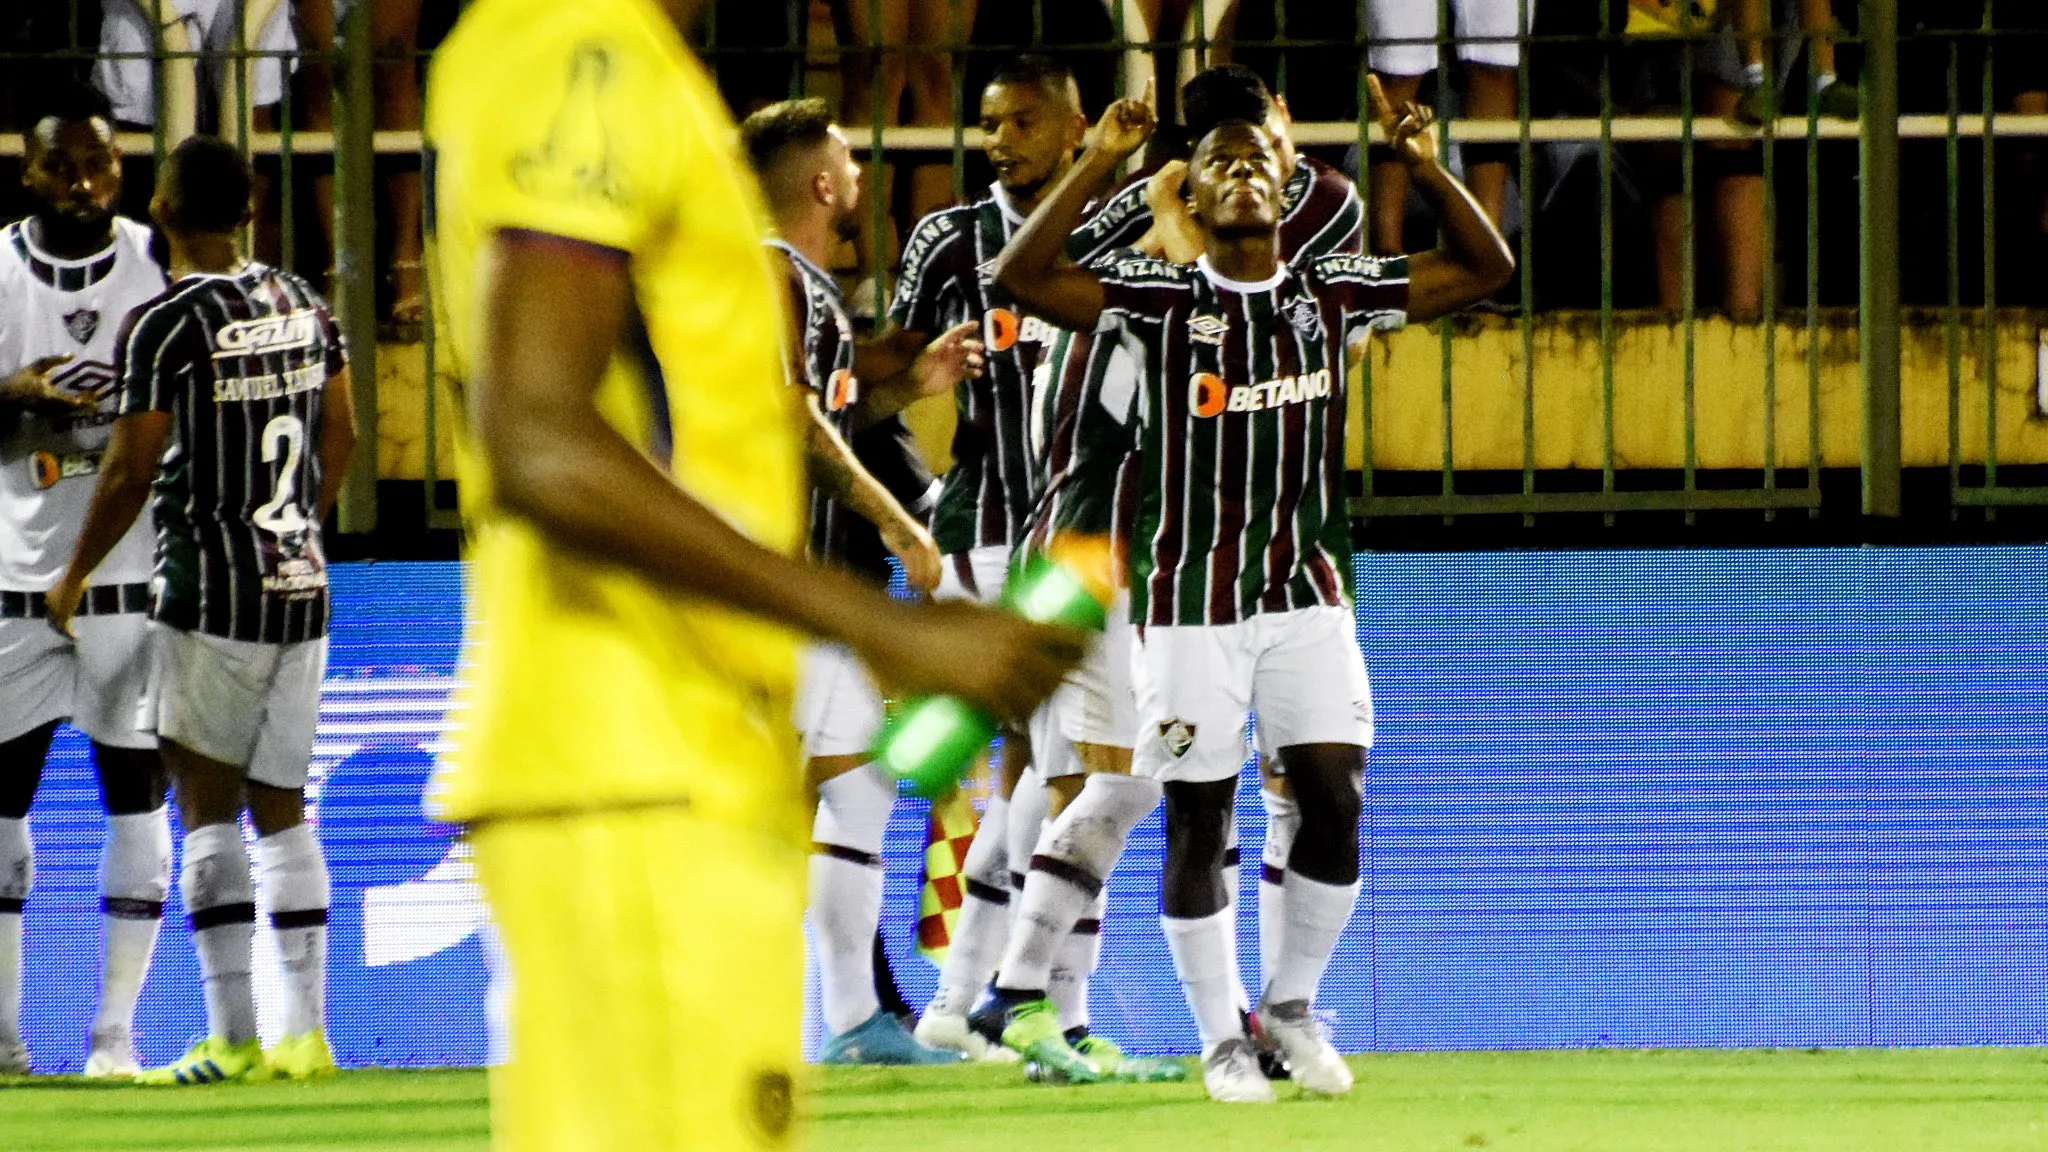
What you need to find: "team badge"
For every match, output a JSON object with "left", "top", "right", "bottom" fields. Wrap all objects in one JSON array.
[
  {"left": 1187, "top": 314, "right": 1229, "bottom": 345},
  {"left": 63, "top": 308, "right": 99, "bottom": 345},
  {"left": 1158, "top": 719, "right": 1197, "bottom": 758},
  {"left": 1283, "top": 297, "right": 1321, "bottom": 337}
]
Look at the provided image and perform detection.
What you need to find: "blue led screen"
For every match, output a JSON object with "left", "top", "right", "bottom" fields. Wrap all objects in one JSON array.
[{"left": 13, "top": 549, "right": 2046, "bottom": 1071}]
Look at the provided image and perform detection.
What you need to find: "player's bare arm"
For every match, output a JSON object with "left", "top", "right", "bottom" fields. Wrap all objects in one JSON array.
[
  {"left": 801, "top": 392, "right": 942, "bottom": 594},
  {"left": 313, "top": 366, "right": 358, "bottom": 521},
  {"left": 474, "top": 229, "right": 1080, "bottom": 717},
  {"left": 852, "top": 320, "right": 985, "bottom": 427},
  {"left": 43, "top": 409, "right": 171, "bottom": 637},
  {"left": 0, "top": 354, "right": 92, "bottom": 416},
  {"left": 992, "top": 81, "right": 1157, "bottom": 333},
  {"left": 1134, "top": 160, "right": 1203, "bottom": 264},
  {"left": 1368, "top": 75, "right": 1515, "bottom": 323}
]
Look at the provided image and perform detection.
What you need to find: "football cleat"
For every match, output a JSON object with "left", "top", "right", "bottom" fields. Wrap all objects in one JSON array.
[
  {"left": 266, "top": 1029, "right": 337, "bottom": 1080},
  {"left": 84, "top": 1024, "right": 139, "bottom": 1079},
  {"left": 139, "top": 1035, "right": 264, "bottom": 1086},
  {"left": 915, "top": 1010, "right": 1018, "bottom": 1063},
  {"left": 1072, "top": 1032, "right": 1186, "bottom": 1083},
  {"left": 1201, "top": 1037, "right": 1277, "bottom": 1104},
  {"left": 821, "top": 1010, "right": 966, "bottom": 1066},
  {"left": 1254, "top": 999, "right": 1353, "bottom": 1097},
  {"left": 999, "top": 999, "right": 1100, "bottom": 1084},
  {"left": 1242, "top": 1007, "right": 1290, "bottom": 1081}
]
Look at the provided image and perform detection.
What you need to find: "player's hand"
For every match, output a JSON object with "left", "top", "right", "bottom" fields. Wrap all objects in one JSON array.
[
  {"left": 0, "top": 355, "right": 91, "bottom": 414},
  {"left": 1089, "top": 78, "right": 1158, "bottom": 161},
  {"left": 910, "top": 321, "right": 985, "bottom": 399},
  {"left": 1366, "top": 74, "right": 1439, "bottom": 169},
  {"left": 43, "top": 574, "right": 85, "bottom": 640},
  {"left": 881, "top": 516, "right": 942, "bottom": 595},
  {"left": 857, "top": 601, "right": 1086, "bottom": 724},
  {"left": 1142, "top": 160, "right": 1204, "bottom": 264}
]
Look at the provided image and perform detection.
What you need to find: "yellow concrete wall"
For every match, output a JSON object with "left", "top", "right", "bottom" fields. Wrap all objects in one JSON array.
[{"left": 373, "top": 313, "right": 2048, "bottom": 480}]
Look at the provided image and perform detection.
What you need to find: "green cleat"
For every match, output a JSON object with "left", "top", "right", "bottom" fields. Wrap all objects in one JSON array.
[
  {"left": 1000, "top": 999, "right": 1100, "bottom": 1084},
  {"left": 1075, "top": 1034, "right": 1187, "bottom": 1083},
  {"left": 266, "top": 1030, "right": 337, "bottom": 1080},
  {"left": 139, "top": 1035, "right": 265, "bottom": 1086}
]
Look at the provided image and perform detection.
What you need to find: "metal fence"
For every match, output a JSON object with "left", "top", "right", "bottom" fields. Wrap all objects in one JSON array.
[{"left": 3, "top": 0, "right": 2045, "bottom": 536}]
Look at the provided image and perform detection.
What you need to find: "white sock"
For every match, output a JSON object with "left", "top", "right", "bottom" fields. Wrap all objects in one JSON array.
[
  {"left": 1223, "top": 816, "right": 1248, "bottom": 1015},
  {"left": 96, "top": 808, "right": 170, "bottom": 1036},
  {"left": 1050, "top": 889, "right": 1106, "bottom": 1033},
  {"left": 0, "top": 817, "right": 29, "bottom": 1045},
  {"left": 252, "top": 823, "right": 328, "bottom": 1039},
  {"left": 1256, "top": 791, "right": 1299, "bottom": 999},
  {"left": 995, "top": 772, "right": 1156, "bottom": 994},
  {"left": 1815, "top": 71, "right": 1839, "bottom": 96},
  {"left": 1004, "top": 768, "right": 1046, "bottom": 914},
  {"left": 929, "top": 794, "right": 1009, "bottom": 1016},
  {"left": 183, "top": 822, "right": 258, "bottom": 1044},
  {"left": 810, "top": 766, "right": 893, "bottom": 1036},
  {"left": 1742, "top": 60, "right": 1766, "bottom": 89},
  {"left": 1267, "top": 873, "right": 1361, "bottom": 1007},
  {"left": 1163, "top": 908, "right": 1243, "bottom": 1051}
]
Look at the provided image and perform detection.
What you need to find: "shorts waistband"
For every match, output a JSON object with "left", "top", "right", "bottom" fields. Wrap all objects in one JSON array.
[{"left": 0, "top": 582, "right": 152, "bottom": 620}]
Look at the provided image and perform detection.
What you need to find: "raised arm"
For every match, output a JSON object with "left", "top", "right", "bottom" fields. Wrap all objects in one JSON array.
[
  {"left": 992, "top": 82, "right": 1158, "bottom": 333},
  {"left": 1369, "top": 77, "right": 1515, "bottom": 323}
]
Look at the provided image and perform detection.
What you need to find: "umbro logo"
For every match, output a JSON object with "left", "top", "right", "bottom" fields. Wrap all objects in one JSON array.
[
  {"left": 1158, "top": 719, "right": 1197, "bottom": 758},
  {"left": 1187, "top": 314, "right": 1228, "bottom": 345}
]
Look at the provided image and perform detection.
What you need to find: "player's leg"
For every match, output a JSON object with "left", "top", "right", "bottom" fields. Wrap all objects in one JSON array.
[
  {"left": 0, "top": 721, "right": 59, "bottom": 1075},
  {"left": 1364, "top": 0, "right": 1439, "bottom": 254},
  {"left": 71, "top": 612, "right": 170, "bottom": 1079},
  {"left": 1247, "top": 606, "right": 1372, "bottom": 1097},
  {"left": 1254, "top": 768, "right": 1296, "bottom": 998},
  {"left": 1455, "top": 0, "right": 1533, "bottom": 232}
]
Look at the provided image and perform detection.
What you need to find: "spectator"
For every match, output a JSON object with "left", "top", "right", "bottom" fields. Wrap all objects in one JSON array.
[
  {"left": 1731, "top": 0, "right": 1858, "bottom": 124},
  {"left": 94, "top": 0, "right": 295, "bottom": 144}
]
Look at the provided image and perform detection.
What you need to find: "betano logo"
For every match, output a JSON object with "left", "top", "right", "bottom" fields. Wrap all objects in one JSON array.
[
  {"left": 985, "top": 308, "right": 1057, "bottom": 353},
  {"left": 1189, "top": 367, "right": 1334, "bottom": 417}
]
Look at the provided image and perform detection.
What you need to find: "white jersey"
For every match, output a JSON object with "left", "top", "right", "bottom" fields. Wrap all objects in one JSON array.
[{"left": 0, "top": 216, "right": 168, "bottom": 592}]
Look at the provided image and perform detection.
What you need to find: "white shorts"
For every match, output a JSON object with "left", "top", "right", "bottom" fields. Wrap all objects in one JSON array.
[
  {"left": 94, "top": 0, "right": 296, "bottom": 126},
  {"left": 1130, "top": 605, "right": 1374, "bottom": 785},
  {"left": 1028, "top": 683, "right": 1084, "bottom": 780},
  {"left": 935, "top": 545, "right": 1013, "bottom": 605},
  {"left": 143, "top": 626, "right": 326, "bottom": 789},
  {"left": 0, "top": 610, "right": 154, "bottom": 748},
  {"left": 1367, "top": 0, "right": 1534, "bottom": 74},
  {"left": 1059, "top": 594, "right": 1137, "bottom": 751},
  {"left": 794, "top": 643, "right": 884, "bottom": 761}
]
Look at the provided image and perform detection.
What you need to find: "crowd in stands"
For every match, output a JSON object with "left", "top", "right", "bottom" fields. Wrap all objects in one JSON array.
[{"left": 3, "top": 0, "right": 2046, "bottom": 321}]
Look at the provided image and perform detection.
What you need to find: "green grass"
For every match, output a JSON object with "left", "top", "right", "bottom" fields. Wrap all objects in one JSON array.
[{"left": 4, "top": 1049, "right": 2046, "bottom": 1152}]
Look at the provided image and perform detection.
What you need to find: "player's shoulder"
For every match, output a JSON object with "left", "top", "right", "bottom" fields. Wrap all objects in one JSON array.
[
  {"left": 1072, "top": 171, "right": 1151, "bottom": 240},
  {"left": 1306, "top": 251, "right": 1408, "bottom": 286},
  {"left": 901, "top": 204, "right": 976, "bottom": 260}
]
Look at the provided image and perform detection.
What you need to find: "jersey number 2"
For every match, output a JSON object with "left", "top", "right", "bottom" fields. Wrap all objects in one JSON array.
[{"left": 253, "top": 414, "right": 309, "bottom": 536}]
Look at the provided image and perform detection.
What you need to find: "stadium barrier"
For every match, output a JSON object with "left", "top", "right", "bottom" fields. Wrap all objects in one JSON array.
[{"left": 11, "top": 553, "right": 2044, "bottom": 1072}]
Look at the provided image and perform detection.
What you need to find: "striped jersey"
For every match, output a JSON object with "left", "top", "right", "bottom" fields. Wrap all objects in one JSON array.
[
  {"left": 769, "top": 240, "right": 859, "bottom": 565},
  {"left": 889, "top": 184, "right": 1055, "bottom": 555},
  {"left": 1096, "top": 252, "right": 1408, "bottom": 627},
  {"left": 116, "top": 263, "right": 348, "bottom": 644},
  {"left": 1023, "top": 156, "right": 1365, "bottom": 565}
]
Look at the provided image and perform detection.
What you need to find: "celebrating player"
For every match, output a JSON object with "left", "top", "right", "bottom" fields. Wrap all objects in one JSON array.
[
  {"left": 0, "top": 86, "right": 172, "bottom": 1079},
  {"left": 741, "top": 96, "right": 977, "bottom": 1066},
  {"left": 423, "top": 1, "right": 1081, "bottom": 1147},
  {"left": 993, "top": 80, "right": 1512, "bottom": 1101},
  {"left": 48, "top": 135, "right": 355, "bottom": 1086}
]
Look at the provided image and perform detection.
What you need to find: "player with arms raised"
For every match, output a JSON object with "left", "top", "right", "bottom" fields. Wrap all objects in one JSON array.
[
  {"left": 0, "top": 86, "right": 172, "bottom": 1078},
  {"left": 994, "top": 80, "right": 1511, "bottom": 1102},
  {"left": 49, "top": 136, "right": 356, "bottom": 1085}
]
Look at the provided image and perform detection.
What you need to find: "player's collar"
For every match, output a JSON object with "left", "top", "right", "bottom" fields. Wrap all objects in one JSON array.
[
  {"left": 12, "top": 218, "right": 124, "bottom": 292},
  {"left": 1197, "top": 254, "right": 1288, "bottom": 294},
  {"left": 990, "top": 183, "right": 1030, "bottom": 228}
]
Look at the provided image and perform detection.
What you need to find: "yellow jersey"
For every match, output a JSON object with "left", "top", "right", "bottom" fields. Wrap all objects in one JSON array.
[{"left": 423, "top": 0, "right": 806, "bottom": 831}]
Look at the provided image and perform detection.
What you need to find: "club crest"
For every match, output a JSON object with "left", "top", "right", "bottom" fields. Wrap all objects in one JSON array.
[
  {"left": 1157, "top": 719, "right": 1197, "bottom": 759},
  {"left": 1187, "top": 314, "right": 1229, "bottom": 345},
  {"left": 63, "top": 308, "right": 100, "bottom": 345},
  {"left": 1283, "top": 297, "right": 1321, "bottom": 337}
]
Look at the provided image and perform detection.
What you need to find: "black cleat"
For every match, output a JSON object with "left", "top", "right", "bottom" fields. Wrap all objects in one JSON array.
[{"left": 1242, "top": 1007, "right": 1291, "bottom": 1080}]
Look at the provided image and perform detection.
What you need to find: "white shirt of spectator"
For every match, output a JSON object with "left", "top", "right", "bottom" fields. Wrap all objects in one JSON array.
[
  {"left": 0, "top": 217, "right": 168, "bottom": 591},
  {"left": 94, "top": 0, "right": 298, "bottom": 127}
]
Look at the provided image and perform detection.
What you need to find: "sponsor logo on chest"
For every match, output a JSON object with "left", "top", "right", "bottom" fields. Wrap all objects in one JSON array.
[
  {"left": 1188, "top": 367, "right": 1334, "bottom": 417},
  {"left": 213, "top": 310, "right": 320, "bottom": 358},
  {"left": 985, "top": 308, "right": 1057, "bottom": 353}
]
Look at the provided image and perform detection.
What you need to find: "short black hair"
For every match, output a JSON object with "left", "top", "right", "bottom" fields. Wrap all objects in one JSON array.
[
  {"left": 22, "top": 82, "right": 114, "bottom": 151},
  {"left": 1181, "top": 64, "right": 1273, "bottom": 146},
  {"left": 160, "top": 135, "right": 253, "bottom": 234},
  {"left": 741, "top": 98, "right": 835, "bottom": 175},
  {"left": 987, "top": 53, "right": 1077, "bottom": 95}
]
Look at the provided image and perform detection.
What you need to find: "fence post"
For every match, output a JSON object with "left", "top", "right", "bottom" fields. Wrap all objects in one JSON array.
[
  {"left": 335, "top": 0, "right": 380, "bottom": 534},
  {"left": 1859, "top": 0, "right": 1902, "bottom": 518}
]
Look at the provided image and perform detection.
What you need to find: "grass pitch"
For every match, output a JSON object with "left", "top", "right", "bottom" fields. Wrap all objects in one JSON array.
[{"left": 4, "top": 1048, "right": 2045, "bottom": 1152}]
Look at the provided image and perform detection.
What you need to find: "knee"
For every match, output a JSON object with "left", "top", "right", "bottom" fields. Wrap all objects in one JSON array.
[{"left": 95, "top": 744, "right": 166, "bottom": 816}]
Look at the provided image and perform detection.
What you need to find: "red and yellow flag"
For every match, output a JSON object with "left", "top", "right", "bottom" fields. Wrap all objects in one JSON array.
[{"left": 915, "top": 784, "right": 982, "bottom": 963}]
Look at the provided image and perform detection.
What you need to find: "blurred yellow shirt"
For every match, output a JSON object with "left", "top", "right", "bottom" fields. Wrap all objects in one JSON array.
[
  {"left": 423, "top": 0, "right": 806, "bottom": 830},
  {"left": 1627, "top": 0, "right": 1719, "bottom": 35}
]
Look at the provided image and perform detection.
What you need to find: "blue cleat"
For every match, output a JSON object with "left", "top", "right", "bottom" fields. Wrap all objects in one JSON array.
[{"left": 822, "top": 1010, "right": 968, "bottom": 1066}]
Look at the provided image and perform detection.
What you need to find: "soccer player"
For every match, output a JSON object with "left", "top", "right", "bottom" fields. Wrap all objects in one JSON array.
[
  {"left": 993, "top": 80, "right": 1512, "bottom": 1101},
  {"left": 740, "top": 96, "right": 976, "bottom": 1065},
  {"left": 47, "top": 135, "right": 355, "bottom": 1086},
  {"left": 0, "top": 87, "right": 172, "bottom": 1078},
  {"left": 423, "top": 1, "right": 1081, "bottom": 1148},
  {"left": 877, "top": 53, "right": 1092, "bottom": 1059}
]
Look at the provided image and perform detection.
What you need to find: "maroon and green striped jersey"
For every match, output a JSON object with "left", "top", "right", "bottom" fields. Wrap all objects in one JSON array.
[
  {"left": 1095, "top": 252, "right": 1408, "bottom": 627},
  {"left": 768, "top": 240, "right": 860, "bottom": 565}
]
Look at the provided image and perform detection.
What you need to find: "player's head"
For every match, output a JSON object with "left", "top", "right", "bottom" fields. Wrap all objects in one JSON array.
[
  {"left": 1188, "top": 120, "right": 1283, "bottom": 237},
  {"left": 151, "top": 135, "right": 255, "bottom": 238},
  {"left": 743, "top": 98, "right": 862, "bottom": 242},
  {"left": 21, "top": 84, "right": 122, "bottom": 237},
  {"left": 1182, "top": 64, "right": 1295, "bottom": 179},
  {"left": 979, "top": 55, "right": 1086, "bottom": 199}
]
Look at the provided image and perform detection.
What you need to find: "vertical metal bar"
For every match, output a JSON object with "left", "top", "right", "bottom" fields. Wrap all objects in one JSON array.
[
  {"left": 1275, "top": 0, "right": 1288, "bottom": 100},
  {"left": 1598, "top": 0, "right": 1616, "bottom": 522},
  {"left": 1437, "top": 0, "right": 1454, "bottom": 515},
  {"left": 279, "top": 56, "right": 295, "bottom": 274},
  {"left": 1805, "top": 36, "right": 1822, "bottom": 512},
  {"left": 1680, "top": 36, "right": 1697, "bottom": 522},
  {"left": 1761, "top": 29, "right": 1780, "bottom": 516},
  {"left": 951, "top": 0, "right": 966, "bottom": 204},
  {"left": 151, "top": 0, "right": 168, "bottom": 165},
  {"left": 335, "top": 0, "right": 379, "bottom": 534},
  {"left": 789, "top": 0, "right": 805, "bottom": 100},
  {"left": 1980, "top": 1, "right": 1999, "bottom": 501},
  {"left": 1946, "top": 38, "right": 1963, "bottom": 510},
  {"left": 1858, "top": 0, "right": 1902, "bottom": 518},
  {"left": 1355, "top": 0, "right": 1375, "bottom": 505},
  {"left": 1518, "top": 0, "right": 1535, "bottom": 525},
  {"left": 866, "top": 0, "right": 887, "bottom": 320}
]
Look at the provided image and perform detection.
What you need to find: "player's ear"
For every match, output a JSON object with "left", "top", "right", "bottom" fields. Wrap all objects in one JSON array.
[
  {"left": 1273, "top": 94, "right": 1293, "bottom": 127},
  {"left": 812, "top": 169, "right": 835, "bottom": 210}
]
